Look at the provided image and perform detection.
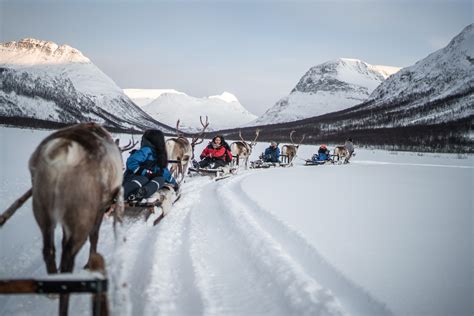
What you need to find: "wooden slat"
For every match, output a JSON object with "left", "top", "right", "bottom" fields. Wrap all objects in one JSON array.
[{"left": 0, "top": 279, "right": 107, "bottom": 294}]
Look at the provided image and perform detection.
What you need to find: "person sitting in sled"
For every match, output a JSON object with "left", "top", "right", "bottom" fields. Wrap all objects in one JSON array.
[
  {"left": 197, "top": 135, "right": 233, "bottom": 169},
  {"left": 123, "top": 129, "right": 177, "bottom": 203},
  {"left": 312, "top": 144, "right": 331, "bottom": 162},
  {"left": 262, "top": 141, "right": 280, "bottom": 163}
]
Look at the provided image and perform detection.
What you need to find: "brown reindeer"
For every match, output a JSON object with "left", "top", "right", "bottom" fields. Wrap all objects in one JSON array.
[
  {"left": 166, "top": 116, "right": 209, "bottom": 182},
  {"left": 333, "top": 145, "right": 349, "bottom": 163},
  {"left": 230, "top": 129, "right": 260, "bottom": 169},
  {"left": 281, "top": 131, "right": 306, "bottom": 165},
  {"left": 28, "top": 123, "right": 124, "bottom": 315}
]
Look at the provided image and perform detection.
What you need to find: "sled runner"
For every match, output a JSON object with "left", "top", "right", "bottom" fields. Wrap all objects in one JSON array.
[
  {"left": 188, "top": 166, "right": 238, "bottom": 181},
  {"left": 304, "top": 159, "right": 332, "bottom": 166},
  {"left": 124, "top": 185, "right": 180, "bottom": 226}
]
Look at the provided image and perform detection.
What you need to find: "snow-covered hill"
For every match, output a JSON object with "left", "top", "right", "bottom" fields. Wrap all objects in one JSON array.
[
  {"left": 249, "top": 58, "right": 400, "bottom": 125},
  {"left": 0, "top": 38, "right": 171, "bottom": 132},
  {"left": 127, "top": 89, "right": 257, "bottom": 132}
]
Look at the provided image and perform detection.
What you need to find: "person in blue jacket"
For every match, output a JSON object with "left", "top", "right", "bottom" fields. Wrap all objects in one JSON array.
[
  {"left": 123, "top": 129, "right": 177, "bottom": 202},
  {"left": 262, "top": 141, "right": 280, "bottom": 163},
  {"left": 312, "top": 144, "right": 331, "bottom": 161}
]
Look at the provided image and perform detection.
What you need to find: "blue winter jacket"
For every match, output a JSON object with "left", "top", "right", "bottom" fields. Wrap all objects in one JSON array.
[
  {"left": 313, "top": 149, "right": 331, "bottom": 161},
  {"left": 263, "top": 146, "right": 280, "bottom": 162},
  {"left": 126, "top": 146, "right": 176, "bottom": 185}
]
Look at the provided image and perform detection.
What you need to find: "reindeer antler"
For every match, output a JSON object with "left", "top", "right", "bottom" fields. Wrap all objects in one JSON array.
[
  {"left": 289, "top": 130, "right": 305, "bottom": 147},
  {"left": 289, "top": 130, "right": 296, "bottom": 145},
  {"left": 191, "top": 116, "right": 209, "bottom": 147},
  {"left": 117, "top": 138, "right": 138, "bottom": 152},
  {"left": 238, "top": 130, "right": 246, "bottom": 143},
  {"left": 251, "top": 129, "right": 260, "bottom": 147},
  {"left": 176, "top": 119, "right": 184, "bottom": 138}
]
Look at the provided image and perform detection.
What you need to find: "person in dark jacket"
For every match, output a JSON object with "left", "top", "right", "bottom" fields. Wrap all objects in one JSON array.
[
  {"left": 344, "top": 138, "right": 355, "bottom": 163},
  {"left": 123, "top": 130, "right": 177, "bottom": 201},
  {"left": 262, "top": 141, "right": 280, "bottom": 163},
  {"left": 198, "top": 135, "right": 233, "bottom": 169}
]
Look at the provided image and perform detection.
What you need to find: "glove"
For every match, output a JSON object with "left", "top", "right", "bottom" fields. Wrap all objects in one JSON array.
[
  {"left": 144, "top": 169, "right": 156, "bottom": 179},
  {"left": 173, "top": 183, "right": 180, "bottom": 192}
]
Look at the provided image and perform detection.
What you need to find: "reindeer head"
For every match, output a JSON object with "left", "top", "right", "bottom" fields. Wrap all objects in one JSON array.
[
  {"left": 289, "top": 130, "right": 305, "bottom": 149},
  {"left": 230, "top": 129, "right": 260, "bottom": 168},
  {"left": 238, "top": 129, "right": 260, "bottom": 151},
  {"left": 281, "top": 130, "right": 306, "bottom": 164},
  {"left": 166, "top": 116, "right": 210, "bottom": 181}
]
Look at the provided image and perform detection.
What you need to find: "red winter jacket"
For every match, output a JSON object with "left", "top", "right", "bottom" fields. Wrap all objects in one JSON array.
[{"left": 200, "top": 144, "right": 233, "bottom": 162}]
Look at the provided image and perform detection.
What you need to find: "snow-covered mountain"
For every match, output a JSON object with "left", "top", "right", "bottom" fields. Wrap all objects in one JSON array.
[
  {"left": 0, "top": 38, "right": 172, "bottom": 132},
  {"left": 123, "top": 89, "right": 185, "bottom": 107},
  {"left": 249, "top": 58, "right": 400, "bottom": 125},
  {"left": 363, "top": 23, "right": 474, "bottom": 125},
  {"left": 221, "top": 24, "right": 473, "bottom": 152},
  {"left": 126, "top": 89, "right": 257, "bottom": 132}
]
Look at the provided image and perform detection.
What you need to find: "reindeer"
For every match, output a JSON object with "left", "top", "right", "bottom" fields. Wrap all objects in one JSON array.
[
  {"left": 281, "top": 130, "right": 306, "bottom": 165},
  {"left": 333, "top": 145, "right": 349, "bottom": 163},
  {"left": 230, "top": 129, "right": 260, "bottom": 169},
  {"left": 28, "top": 123, "right": 124, "bottom": 315},
  {"left": 166, "top": 116, "right": 209, "bottom": 182}
]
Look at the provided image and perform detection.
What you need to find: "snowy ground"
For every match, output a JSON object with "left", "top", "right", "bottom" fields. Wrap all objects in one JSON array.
[{"left": 0, "top": 127, "right": 472, "bottom": 316}]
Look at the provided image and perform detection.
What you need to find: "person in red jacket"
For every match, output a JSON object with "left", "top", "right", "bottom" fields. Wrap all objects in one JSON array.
[{"left": 197, "top": 135, "right": 233, "bottom": 169}]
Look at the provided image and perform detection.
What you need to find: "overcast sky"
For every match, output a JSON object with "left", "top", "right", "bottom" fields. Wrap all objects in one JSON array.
[{"left": 1, "top": 0, "right": 472, "bottom": 115}]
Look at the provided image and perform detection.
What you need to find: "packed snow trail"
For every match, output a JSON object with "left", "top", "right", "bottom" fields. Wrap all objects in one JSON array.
[{"left": 96, "top": 169, "right": 391, "bottom": 316}]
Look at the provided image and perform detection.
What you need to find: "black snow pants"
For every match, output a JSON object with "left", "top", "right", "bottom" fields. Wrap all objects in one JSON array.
[
  {"left": 198, "top": 157, "right": 227, "bottom": 169},
  {"left": 123, "top": 174, "right": 165, "bottom": 200}
]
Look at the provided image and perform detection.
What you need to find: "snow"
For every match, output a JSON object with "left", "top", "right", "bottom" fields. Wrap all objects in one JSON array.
[
  {"left": 0, "top": 127, "right": 472, "bottom": 316},
  {"left": 208, "top": 92, "right": 240, "bottom": 103},
  {"left": 0, "top": 38, "right": 90, "bottom": 65},
  {"left": 123, "top": 89, "right": 185, "bottom": 107},
  {"left": 136, "top": 91, "right": 257, "bottom": 132}
]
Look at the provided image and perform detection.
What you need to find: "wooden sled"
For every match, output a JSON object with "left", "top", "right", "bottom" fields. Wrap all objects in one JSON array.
[
  {"left": 188, "top": 166, "right": 237, "bottom": 181},
  {"left": 250, "top": 160, "right": 290, "bottom": 169},
  {"left": 124, "top": 186, "right": 180, "bottom": 226}
]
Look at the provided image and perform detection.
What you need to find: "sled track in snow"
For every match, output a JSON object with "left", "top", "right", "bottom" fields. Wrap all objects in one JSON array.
[
  {"left": 105, "top": 170, "right": 394, "bottom": 316},
  {"left": 1, "top": 170, "right": 393, "bottom": 316},
  {"left": 220, "top": 173, "right": 393, "bottom": 316}
]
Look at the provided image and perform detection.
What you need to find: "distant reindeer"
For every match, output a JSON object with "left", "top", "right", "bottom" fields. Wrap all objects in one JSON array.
[
  {"left": 166, "top": 116, "right": 209, "bottom": 182},
  {"left": 333, "top": 145, "right": 349, "bottom": 163},
  {"left": 28, "top": 123, "right": 124, "bottom": 315},
  {"left": 230, "top": 129, "right": 260, "bottom": 169},
  {"left": 281, "top": 130, "right": 306, "bottom": 165}
]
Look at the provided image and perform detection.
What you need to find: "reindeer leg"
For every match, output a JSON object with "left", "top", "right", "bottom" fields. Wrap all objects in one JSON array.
[
  {"left": 59, "top": 231, "right": 89, "bottom": 316},
  {"left": 40, "top": 223, "right": 58, "bottom": 274},
  {"left": 84, "top": 208, "right": 106, "bottom": 269}
]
